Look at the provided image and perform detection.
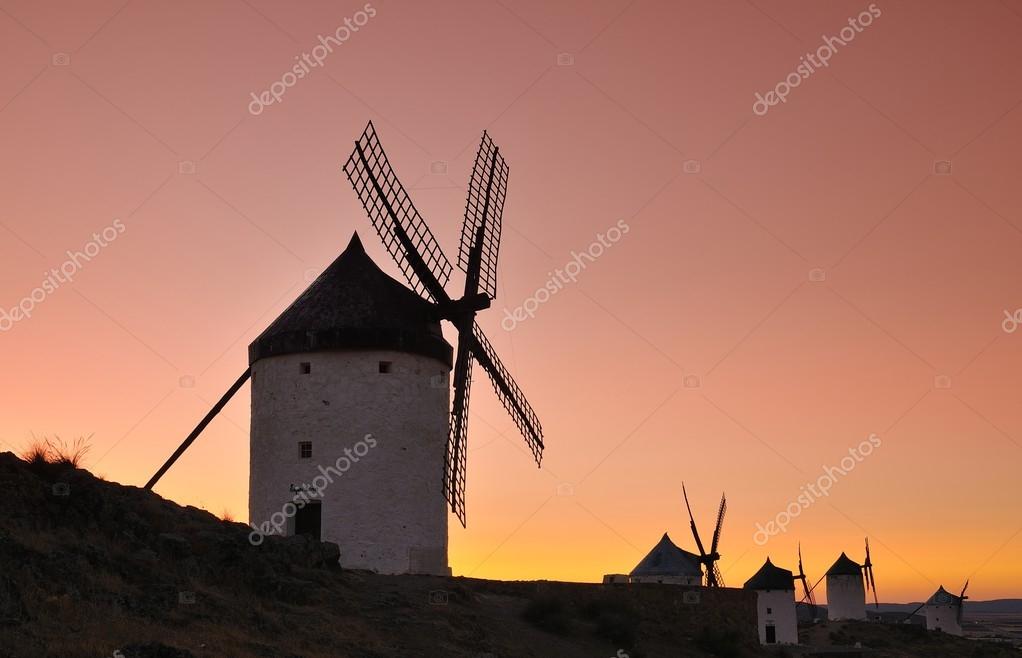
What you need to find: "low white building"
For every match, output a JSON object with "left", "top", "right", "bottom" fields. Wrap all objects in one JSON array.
[
  {"left": 826, "top": 552, "right": 865, "bottom": 620},
  {"left": 925, "top": 586, "right": 964, "bottom": 636},
  {"left": 628, "top": 533, "right": 702, "bottom": 585},
  {"left": 744, "top": 558, "right": 798, "bottom": 645}
]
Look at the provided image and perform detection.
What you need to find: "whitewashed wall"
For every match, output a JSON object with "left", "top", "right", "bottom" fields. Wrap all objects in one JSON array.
[
  {"left": 755, "top": 589, "right": 798, "bottom": 645},
  {"left": 249, "top": 349, "right": 451, "bottom": 575},
  {"left": 827, "top": 575, "right": 866, "bottom": 620},
  {"left": 925, "top": 603, "right": 963, "bottom": 635}
]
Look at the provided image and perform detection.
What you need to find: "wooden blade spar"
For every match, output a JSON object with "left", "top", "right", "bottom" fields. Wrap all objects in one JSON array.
[{"left": 145, "top": 369, "right": 251, "bottom": 490}]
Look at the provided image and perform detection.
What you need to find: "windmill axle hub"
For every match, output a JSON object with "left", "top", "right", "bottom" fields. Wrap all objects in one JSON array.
[{"left": 438, "top": 292, "right": 491, "bottom": 321}]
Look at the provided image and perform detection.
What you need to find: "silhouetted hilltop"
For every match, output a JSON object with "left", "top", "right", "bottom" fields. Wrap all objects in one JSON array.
[
  {"left": 0, "top": 452, "right": 1015, "bottom": 658},
  {"left": 0, "top": 452, "right": 762, "bottom": 657}
]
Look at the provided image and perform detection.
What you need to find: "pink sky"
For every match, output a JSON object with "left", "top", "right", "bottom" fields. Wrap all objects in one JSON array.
[{"left": 2, "top": 0, "right": 1022, "bottom": 602}]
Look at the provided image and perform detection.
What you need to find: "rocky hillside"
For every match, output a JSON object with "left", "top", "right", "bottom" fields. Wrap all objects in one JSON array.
[
  {"left": 0, "top": 452, "right": 764, "bottom": 658},
  {"left": 0, "top": 451, "right": 1015, "bottom": 658}
]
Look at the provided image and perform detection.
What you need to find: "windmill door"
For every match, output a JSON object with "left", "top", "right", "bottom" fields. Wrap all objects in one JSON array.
[
  {"left": 765, "top": 624, "right": 776, "bottom": 644},
  {"left": 294, "top": 501, "right": 322, "bottom": 540}
]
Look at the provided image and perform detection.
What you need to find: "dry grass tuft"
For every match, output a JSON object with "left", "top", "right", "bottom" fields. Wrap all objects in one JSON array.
[
  {"left": 47, "top": 435, "right": 92, "bottom": 468},
  {"left": 18, "top": 435, "right": 93, "bottom": 468},
  {"left": 20, "top": 438, "right": 50, "bottom": 466}
]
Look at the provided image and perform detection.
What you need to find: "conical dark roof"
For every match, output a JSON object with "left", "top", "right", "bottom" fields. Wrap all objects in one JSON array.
[
  {"left": 927, "top": 586, "right": 962, "bottom": 606},
  {"left": 826, "top": 552, "right": 863, "bottom": 577},
  {"left": 630, "top": 533, "right": 702, "bottom": 578},
  {"left": 744, "top": 558, "right": 795, "bottom": 591},
  {"left": 249, "top": 233, "right": 452, "bottom": 366}
]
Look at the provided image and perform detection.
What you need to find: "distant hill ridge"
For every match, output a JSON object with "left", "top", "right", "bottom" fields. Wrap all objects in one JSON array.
[{"left": 863, "top": 600, "right": 1022, "bottom": 615}]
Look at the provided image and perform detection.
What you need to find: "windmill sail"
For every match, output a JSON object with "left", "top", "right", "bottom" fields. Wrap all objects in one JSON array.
[
  {"left": 344, "top": 122, "right": 453, "bottom": 303},
  {"left": 682, "top": 484, "right": 706, "bottom": 554},
  {"left": 345, "top": 121, "right": 545, "bottom": 527},
  {"left": 458, "top": 131, "right": 507, "bottom": 300},
  {"left": 710, "top": 563, "right": 725, "bottom": 589},
  {"left": 444, "top": 343, "right": 475, "bottom": 524},
  {"left": 468, "top": 323, "right": 544, "bottom": 462},
  {"left": 796, "top": 543, "right": 818, "bottom": 619},
  {"left": 682, "top": 483, "right": 725, "bottom": 587},
  {"left": 864, "top": 537, "right": 879, "bottom": 608},
  {"left": 710, "top": 494, "right": 726, "bottom": 556},
  {"left": 445, "top": 324, "right": 542, "bottom": 526},
  {"left": 957, "top": 580, "right": 970, "bottom": 625}
]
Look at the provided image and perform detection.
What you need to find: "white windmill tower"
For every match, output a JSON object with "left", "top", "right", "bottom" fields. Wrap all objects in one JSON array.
[
  {"left": 825, "top": 539, "right": 878, "bottom": 620},
  {"left": 744, "top": 558, "right": 798, "bottom": 645},
  {"left": 825, "top": 552, "right": 865, "bottom": 620},
  {"left": 246, "top": 233, "right": 453, "bottom": 574},
  {"left": 144, "top": 122, "right": 546, "bottom": 576}
]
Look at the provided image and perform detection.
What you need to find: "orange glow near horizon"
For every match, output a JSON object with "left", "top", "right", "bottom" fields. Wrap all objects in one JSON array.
[{"left": 2, "top": 0, "right": 1022, "bottom": 605}]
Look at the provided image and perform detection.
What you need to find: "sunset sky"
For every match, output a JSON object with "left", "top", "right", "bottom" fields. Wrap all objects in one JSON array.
[{"left": 2, "top": 0, "right": 1021, "bottom": 604}]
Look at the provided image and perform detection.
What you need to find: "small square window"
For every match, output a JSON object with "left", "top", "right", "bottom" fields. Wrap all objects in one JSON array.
[
  {"left": 299, "top": 442, "right": 312, "bottom": 459},
  {"left": 300, "top": 362, "right": 311, "bottom": 374},
  {"left": 379, "top": 361, "right": 392, "bottom": 374},
  {"left": 766, "top": 607, "right": 772, "bottom": 614}
]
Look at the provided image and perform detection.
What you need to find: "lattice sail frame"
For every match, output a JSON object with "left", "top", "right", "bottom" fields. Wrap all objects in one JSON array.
[
  {"left": 711, "top": 563, "right": 725, "bottom": 588},
  {"left": 458, "top": 132, "right": 507, "bottom": 300},
  {"left": 443, "top": 350, "right": 474, "bottom": 524},
  {"left": 343, "top": 122, "right": 453, "bottom": 301},
  {"left": 708, "top": 495, "right": 726, "bottom": 587},
  {"left": 470, "top": 323, "right": 544, "bottom": 463},
  {"left": 710, "top": 495, "right": 726, "bottom": 554},
  {"left": 444, "top": 324, "right": 545, "bottom": 525}
]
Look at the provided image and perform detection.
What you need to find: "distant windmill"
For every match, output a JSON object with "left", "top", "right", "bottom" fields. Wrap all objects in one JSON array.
[
  {"left": 682, "top": 482, "right": 726, "bottom": 587},
  {"left": 744, "top": 557, "right": 798, "bottom": 645},
  {"left": 908, "top": 580, "right": 969, "bottom": 635},
  {"left": 343, "top": 122, "right": 545, "bottom": 525},
  {"left": 825, "top": 537, "right": 878, "bottom": 620}
]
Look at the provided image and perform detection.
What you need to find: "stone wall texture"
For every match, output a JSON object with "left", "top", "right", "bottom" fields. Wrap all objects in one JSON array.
[{"left": 249, "top": 348, "right": 451, "bottom": 575}]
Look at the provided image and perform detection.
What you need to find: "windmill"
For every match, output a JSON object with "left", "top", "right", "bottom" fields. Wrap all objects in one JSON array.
[
  {"left": 743, "top": 558, "right": 799, "bottom": 645},
  {"left": 145, "top": 121, "right": 544, "bottom": 531},
  {"left": 342, "top": 121, "right": 544, "bottom": 525},
  {"left": 908, "top": 580, "right": 969, "bottom": 631},
  {"left": 795, "top": 543, "right": 818, "bottom": 619},
  {"left": 682, "top": 482, "right": 726, "bottom": 587},
  {"left": 864, "top": 537, "right": 879, "bottom": 609}
]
